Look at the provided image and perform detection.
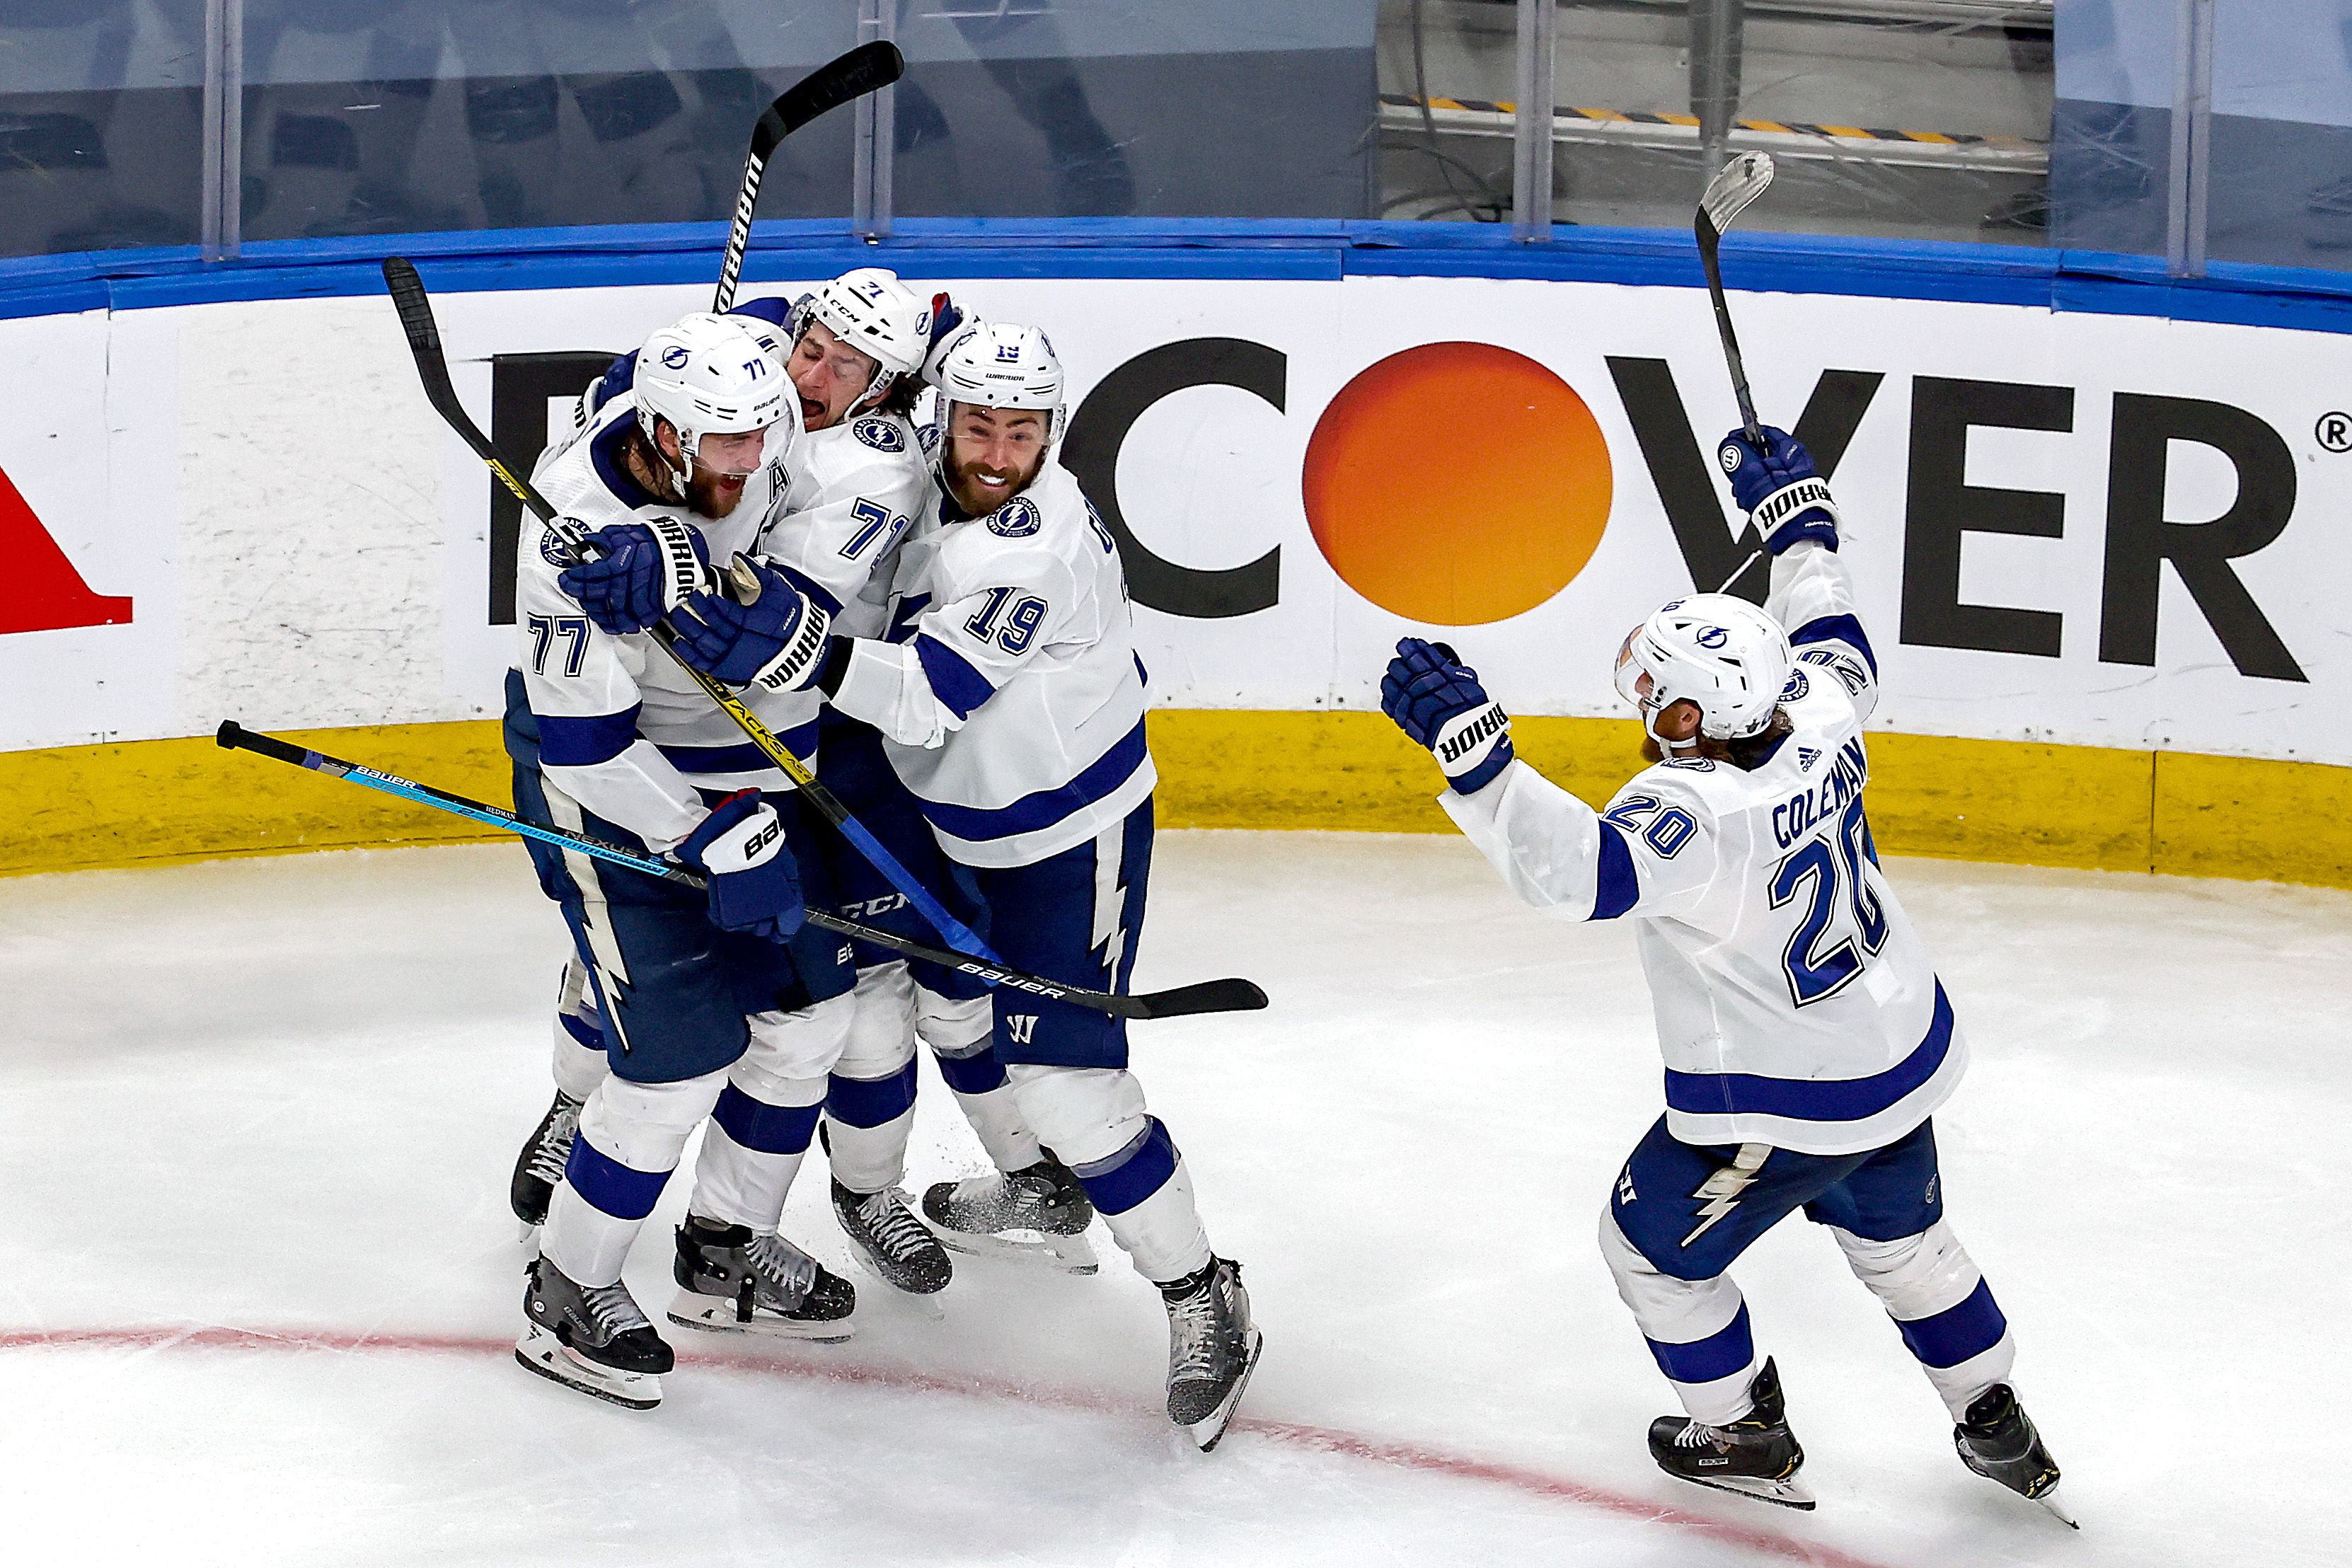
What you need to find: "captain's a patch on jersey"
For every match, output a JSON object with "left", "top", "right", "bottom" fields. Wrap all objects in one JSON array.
[
  {"left": 987, "top": 497, "right": 1043, "bottom": 537},
  {"left": 853, "top": 417, "right": 906, "bottom": 453}
]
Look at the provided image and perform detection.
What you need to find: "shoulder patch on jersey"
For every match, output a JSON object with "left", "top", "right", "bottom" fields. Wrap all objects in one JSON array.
[
  {"left": 1778, "top": 669, "right": 1811, "bottom": 703},
  {"left": 853, "top": 417, "right": 906, "bottom": 453},
  {"left": 1661, "top": 757, "right": 1717, "bottom": 771},
  {"left": 539, "top": 524, "right": 580, "bottom": 567},
  {"left": 986, "top": 496, "right": 1043, "bottom": 538}
]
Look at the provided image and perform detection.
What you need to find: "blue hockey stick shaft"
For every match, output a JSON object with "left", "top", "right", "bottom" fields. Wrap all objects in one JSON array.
[{"left": 214, "top": 722, "right": 1270, "bottom": 1022}]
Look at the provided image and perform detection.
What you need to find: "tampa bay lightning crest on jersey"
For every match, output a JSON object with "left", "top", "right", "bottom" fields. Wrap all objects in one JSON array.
[
  {"left": 853, "top": 417, "right": 906, "bottom": 453},
  {"left": 541, "top": 525, "right": 580, "bottom": 567},
  {"left": 987, "top": 496, "right": 1044, "bottom": 538}
]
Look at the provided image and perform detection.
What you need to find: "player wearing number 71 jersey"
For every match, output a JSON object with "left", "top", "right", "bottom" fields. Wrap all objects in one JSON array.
[{"left": 1382, "top": 426, "right": 2071, "bottom": 1525}]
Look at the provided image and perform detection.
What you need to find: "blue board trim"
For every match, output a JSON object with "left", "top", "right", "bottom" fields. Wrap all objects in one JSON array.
[{"left": 13, "top": 217, "right": 2352, "bottom": 336}]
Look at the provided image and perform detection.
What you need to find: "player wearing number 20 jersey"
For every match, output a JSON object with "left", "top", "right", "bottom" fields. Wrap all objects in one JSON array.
[{"left": 1382, "top": 425, "right": 2066, "bottom": 1522}]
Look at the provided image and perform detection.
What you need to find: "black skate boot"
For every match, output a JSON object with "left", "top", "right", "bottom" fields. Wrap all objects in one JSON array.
[
  {"left": 514, "top": 1255, "right": 673, "bottom": 1410},
  {"left": 1956, "top": 1384, "right": 2077, "bottom": 1527},
  {"left": 921, "top": 1154, "right": 1099, "bottom": 1274},
  {"left": 667, "top": 1216, "right": 857, "bottom": 1341},
  {"left": 831, "top": 1180, "right": 952, "bottom": 1296},
  {"left": 508, "top": 1090, "right": 583, "bottom": 1234},
  {"left": 1160, "top": 1257, "right": 1263, "bottom": 1452},
  {"left": 1647, "top": 1359, "right": 1814, "bottom": 1511}
]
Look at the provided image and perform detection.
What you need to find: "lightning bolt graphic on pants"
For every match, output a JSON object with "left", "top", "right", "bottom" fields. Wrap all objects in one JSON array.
[{"left": 1679, "top": 1143, "right": 1772, "bottom": 1248}]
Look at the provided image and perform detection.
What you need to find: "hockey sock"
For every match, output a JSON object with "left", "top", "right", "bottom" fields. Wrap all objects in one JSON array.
[
  {"left": 550, "top": 959, "right": 612, "bottom": 1102},
  {"left": 824, "top": 1059, "right": 918, "bottom": 1192},
  {"left": 1600, "top": 1211, "right": 1763, "bottom": 1425},
  {"left": 935, "top": 1046, "right": 1044, "bottom": 1172},
  {"left": 542, "top": 1072, "right": 725, "bottom": 1286},
  {"left": 1831, "top": 1221, "right": 2016, "bottom": 1419},
  {"left": 1073, "top": 1119, "right": 1211, "bottom": 1283},
  {"left": 689, "top": 1079, "right": 824, "bottom": 1232}
]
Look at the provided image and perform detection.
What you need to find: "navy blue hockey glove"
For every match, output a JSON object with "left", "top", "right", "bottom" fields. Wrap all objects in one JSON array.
[
  {"left": 579, "top": 349, "right": 637, "bottom": 428},
  {"left": 921, "top": 292, "right": 968, "bottom": 384},
  {"left": 1381, "top": 637, "right": 1515, "bottom": 795},
  {"left": 670, "top": 557, "right": 833, "bottom": 694},
  {"left": 1719, "top": 426, "right": 1840, "bottom": 554},
  {"left": 558, "top": 515, "right": 711, "bottom": 636},
  {"left": 675, "top": 790, "right": 804, "bottom": 942}
]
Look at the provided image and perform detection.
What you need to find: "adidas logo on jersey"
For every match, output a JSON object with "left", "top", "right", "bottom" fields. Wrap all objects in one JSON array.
[{"left": 1797, "top": 746, "right": 1823, "bottom": 771}]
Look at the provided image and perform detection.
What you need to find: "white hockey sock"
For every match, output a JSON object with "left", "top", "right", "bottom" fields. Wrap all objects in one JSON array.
[
  {"left": 1831, "top": 1221, "right": 2017, "bottom": 1419},
  {"left": 946, "top": 1083, "right": 1044, "bottom": 1173},
  {"left": 550, "top": 959, "right": 611, "bottom": 1102},
  {"left": 542, "top": 1070, "right": 724, "bottom": 1287},
  {"left": 688, "top": 1075, "right": 826, "bottom": 1232},
  {"left": 1599, "top": 1210, "right": 1762, "bottom": 1426},
  {"left": 1003, "top": 1066, "right": 1211, "bottom": 1282}
]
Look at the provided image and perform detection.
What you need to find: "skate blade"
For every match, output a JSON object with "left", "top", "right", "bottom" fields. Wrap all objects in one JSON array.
[
  {"left": 841, "top": 1250, "right": 947, "bottom": 1319},
  {"left": 2034, "top": 1486, "right": 2080, "bottom": 1529},
  {"left": 515, "top": 1218, "right": 541, "bottom": 1245},
  {"left": 664, "top": 1290, "right": 857, "bottom": 1342},
  {"left": 1187, "top": 1325, "right": 1264, "bottom": 1453},
  {"left": 1677, "top": 1471, "right": 1816, "bottom": 1511},
  {"left": 514, "top": 1326, "right": 661, "bottom": 1410},
  {"left": 933, "top": 1226, "right": 1100, "bottom": 1276}
]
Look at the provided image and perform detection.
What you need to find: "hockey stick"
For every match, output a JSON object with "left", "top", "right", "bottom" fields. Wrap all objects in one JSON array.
[
  {"left": 379, "top": 255, "right": 998, "bottom": 967},
  {"left": 714, "top": 40, "right": 905, "bottom": 313},
  {"left": 216, "top": 722, "right": 1267, "bottom": 1022},
  {"left": 1695, "top": 151, "right": 1776, "bottom": 592}
]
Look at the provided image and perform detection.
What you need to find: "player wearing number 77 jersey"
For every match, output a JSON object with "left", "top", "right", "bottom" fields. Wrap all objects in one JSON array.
[{"left": 1382, "top": 426, "right": 2072, "bottom": 1526}]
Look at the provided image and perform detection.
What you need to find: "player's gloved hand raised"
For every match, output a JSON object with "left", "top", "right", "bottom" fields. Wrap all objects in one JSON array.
[
  {"left": 558, "top": 515, "right": 711, "bottom": 635},
  {"left": 675, "top": 789, "right": 803, "bottom": 942},
  {"left": 1719, "top": 426, "right": 1840, "bottom": 554},
  {"left": 1381, "top": 638, "right": 1515, "bottom": 795},
  {"left": 670, "top": 556, "right": 833, "bottom": 693},
  {"left": 921, "top": 292, "right": 969, "bottom": 384}
]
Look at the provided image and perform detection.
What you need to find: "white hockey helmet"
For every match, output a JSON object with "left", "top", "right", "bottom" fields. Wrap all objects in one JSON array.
[
  {"left": 929, "top": 319, "right": 1067, "bottom": 447},
  {"left": 1613, "top": 593, "right": 1794, "bottom": 744},
  {"left": 790, "top": 267, "right": 932, "bottom": 408},
  {"left": 633, "top": 311, "right": 796, "bottom": 479}
]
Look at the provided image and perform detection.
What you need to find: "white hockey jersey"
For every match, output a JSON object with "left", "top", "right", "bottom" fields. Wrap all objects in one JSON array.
[
  {"left": 827, "top": 460, "right": 1156, "bottom": 870},
  {"left": 510, "top": 393, "right": 805, "bottom": 853},
  {"left": 1443, "top": 543, "right": 1964, "bottom": 1156}
]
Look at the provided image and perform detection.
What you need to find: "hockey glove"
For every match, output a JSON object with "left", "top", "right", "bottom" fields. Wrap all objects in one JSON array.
[
  {"left": 1381, "top": 638, "right": 1515, "bottom": 795},
  {"left": 670, "top": 557, "right": 833, "bottom": 693},
  {"left": 1719, "top": 426, "right": 1840, "bottom": 554},
  {"left": 921, "top": 292, "right": 969, "bottom": 385},
  {"left": 675, "top": 790, "right": 804, "bottom": 942},
  {"left": 558, "top": 515, "right": 712, "bottom": 635}
]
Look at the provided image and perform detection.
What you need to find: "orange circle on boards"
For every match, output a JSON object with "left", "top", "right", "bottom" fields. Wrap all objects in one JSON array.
[{"left": 1301, "top": 342, "right": 1612, "bottom": 626}]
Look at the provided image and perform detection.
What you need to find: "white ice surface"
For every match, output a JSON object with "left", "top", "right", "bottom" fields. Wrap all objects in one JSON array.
[{"left": 1, "top": 832, "right": 2346, "bottom": 1567}]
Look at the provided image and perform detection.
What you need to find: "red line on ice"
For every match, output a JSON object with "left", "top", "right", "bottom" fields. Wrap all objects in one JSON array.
[{"left": 0, "top": 1324, "right": 1898, "bottom": 1568}]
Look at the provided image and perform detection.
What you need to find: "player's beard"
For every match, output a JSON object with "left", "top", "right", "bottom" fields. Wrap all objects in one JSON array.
[
  {"left": 945, "top": 444, "right": 1045, "bottom": 517},
  {"left": 681, "top": 461, "right": 751, "bottom": 520}
]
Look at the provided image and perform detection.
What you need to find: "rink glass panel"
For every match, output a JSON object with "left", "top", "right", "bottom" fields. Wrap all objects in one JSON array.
[
  {"left": 884, "top": 1, "right": 1378, "bottom": 221},
  {"left": 235, "top": 0, "right": 859, "bottom": 242},
  {"left": 0, "top": 0, "right": 208, "bottom": 256}
]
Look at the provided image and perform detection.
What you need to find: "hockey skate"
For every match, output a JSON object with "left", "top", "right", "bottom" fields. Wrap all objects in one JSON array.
[
  {"left": 515, "top": 1255, "right": 673, "bottom": 1410},
  {"left": 1647, "top": 1359, "right": 1815, "bottom": 1511},
  {"left": 1955, "top": 1384, "right": 2077, "bottom": 1528},
  {"left": 832, "top": 1180, "right": 952, "bottom": 1296},
  {"left": 667, "top": 1216, "right": 858, "bottom": 1341},
  {"left": 508, "top": 1090, "right": 583, "bottom": 1236},
  {"left": 1161, "top": 1257, "right": 1262, "bottom": 1452},
  {"left": 921, "top": 1155, "right": 1100, "bottom": 1274}
]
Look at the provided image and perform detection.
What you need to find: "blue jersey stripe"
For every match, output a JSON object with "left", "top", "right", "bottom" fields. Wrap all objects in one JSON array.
[
  {"left": 539, "top": 705, "right": 642, "bottom": 768},
  {"left": 916, "top": 719, "right": 1149, "bottom": 843},
  {"left": 654, "top": 722, "right": 819, "bottom": 777},
  {"left": 915, "top": 633, "right": 997, "bottom": 720},
  {"left": 1592, "top": 819, "right": 1639, "bottom": 920},
  {"left": 1790, "top": 612, "right": 1879, "bottom": 679},
  {"left": 1663, "top": 983, "right": 1954, "bottom": 1123}
]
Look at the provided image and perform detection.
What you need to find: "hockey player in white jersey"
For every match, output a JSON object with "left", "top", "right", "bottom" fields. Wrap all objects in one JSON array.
[
  {"left": 505, "top": 309, "right": 863, "bottom": 1410},
  {"left": 507, "top": 270, "right": 1078, "bottom": 1300},
  {"left": 1381, "top": 427, "right": 2070, "bottom": 1522},
  {"left": 665, "top": 321, "right": 1262, "bottom": 1448}
]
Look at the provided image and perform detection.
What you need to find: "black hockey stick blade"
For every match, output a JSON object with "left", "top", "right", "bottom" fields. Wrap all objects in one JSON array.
[
  {"left": 1120, "top": 977, "right": 1269, "bottom": 1020},
  {"left": 383, "top": 256, "right": 559, "bottom": 520},
  {"left": 756, "top": 41, "right": 904, "bottom": 161}
]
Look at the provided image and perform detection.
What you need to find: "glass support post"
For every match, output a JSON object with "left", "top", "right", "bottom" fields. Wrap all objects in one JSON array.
[
  {"left": 2167, "top": 0, "right": 2213, "bottom": 279},
  {"left": 1690, "top": 0, "right": 1745, "bottom": 165},
  {"left": 1511, "top": 0, "right": 1557, "bottom": 241},
  {"left": 200, "top": 0, "right": 243, "bottom": 261},
  {"left": 853, "top": 0, "right": 897, "bottom": 241}
]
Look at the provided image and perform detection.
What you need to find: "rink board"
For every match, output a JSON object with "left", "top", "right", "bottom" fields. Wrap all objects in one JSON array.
[
  {"left": 1, "top": 267, "right": 2348, "bottom": 884},
  {"left": 5, "top": 711, "right": 2348, "bottom": 890}
]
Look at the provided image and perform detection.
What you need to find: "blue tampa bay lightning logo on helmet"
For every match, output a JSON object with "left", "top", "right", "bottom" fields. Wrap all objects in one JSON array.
[
  {"left": 660, "top": 344, "right": 691, "bottom": 369},
  {"left": 1696, "top": 625, "right": 1729, "bottom": 649},
  {"left": 986, "top": 497, "right": 1043, "bottom": 538},
  {"left": 853, "top": 417, "right": 906, "bottom": 453}
]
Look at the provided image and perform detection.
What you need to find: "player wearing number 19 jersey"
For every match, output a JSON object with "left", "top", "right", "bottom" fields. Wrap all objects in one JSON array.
[{"left": 1381, "top": 427, "right": 2070, "bottom": 1524}]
